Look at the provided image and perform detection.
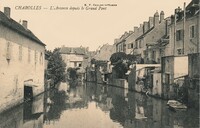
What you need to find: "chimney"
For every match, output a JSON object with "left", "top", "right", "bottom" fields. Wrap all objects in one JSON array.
[
  {"left": 138, "top": 24, "right": 143, "bottom": 35},
  {"left": 154, "top": 11, "right": 159, "bottom": 26},
  {"left": 134, "top": 26, "right": 138, "bottom": 33},
  {"left": 22, "top": 20, "right": 28, "bottom": 29},
  {"left": 143, "top": 21, "right": 149, "bottom": 33},
  {"left": 129, "top": 31, "right": 133, "bottom": 34},
  {"left": 166, "top": 18, "right": 171, "bottom": 35},
  {"left": 4, "top": 7, "right": 11, "bottom": 18},
  {"left": 149, "top": 17, "right": 154, "bottom": 28},
  {"left": 160, "top": 11, "right": 165, "bottom": 22}
]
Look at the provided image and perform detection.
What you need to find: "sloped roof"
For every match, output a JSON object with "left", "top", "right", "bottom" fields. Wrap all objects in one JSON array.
[
  {"left": 60, "top": 47, "right": 86, "bottom": 55},
  {"left": 186, "top": 0, "right": 199, "bottom": 10},
  {"left": 0, "top": 11, "right": 45, "bottom": 46},
  {"left": 135, "top": 27, "right": 154, "bottom": 41}
]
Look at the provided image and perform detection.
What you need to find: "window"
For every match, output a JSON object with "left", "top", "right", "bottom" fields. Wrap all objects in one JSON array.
[
  {"left": 28, "top": 48, "right": 31, "bottom": 63},
  {"left": 135, "top": 42, "right": 138, "bottom": 49},
  {"left": 190, "top": 25, "right": 195, "bottom": 38},
  {"left": 139, "top": 40, "right": 142, "bottom": 48},
  {"left": 40, "top": 52, "right": 43, "bottom": 64},
  {"left": 152, "top": 51, "right": 156, "bottom": 61},
  {"left": 19, "top": 45, "right": 22, "bottom": 61},
  {"left": 6, "top": 42, "right": 11, "bottom": 60},
  {"left": 35, "top": 50, "right": 38, "bottom": 64},
  {"left": 74, "top": 62, "right": 77, "bottom": 67},
  {"left": 120, "top": 44, "right": 123, "bottom": 51},
  {"left": 128, "top": 43, "right": 133, "bottom": 49},
  {"left": 177, "top": 49, "right": 183, "bottom": 55},
  {"left": 176, "top": 29, "right": 183, "bottom": 41}
]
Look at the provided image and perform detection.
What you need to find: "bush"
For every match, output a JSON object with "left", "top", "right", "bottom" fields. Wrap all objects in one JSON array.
[{"left": 47, "top": 48, "right": 66, "bottom": 85}]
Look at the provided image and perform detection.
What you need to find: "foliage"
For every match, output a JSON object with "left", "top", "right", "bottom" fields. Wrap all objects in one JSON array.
[
  {"left": 113, "top": 61, "right": 129, "bottom": 78},
  {"left": 110, "top": 52, "right": 126, "bottom": 64},
  {"left": 47, "top": 48, "right": 66, "bottom": 85},
  {"left": 90, "top": 58, "right": 108, "bottom": 73},
  {"left": 67, "top": 67, "right": 78, "bottom": 80},
  {"left": 109, "top": 52, "right": 144, "bottom": 79},
  {"left": 91, "top": 58, "right": 96, "bottom": 64}
]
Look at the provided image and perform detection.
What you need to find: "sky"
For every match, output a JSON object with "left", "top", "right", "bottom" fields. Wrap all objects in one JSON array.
[{"left": 0, "top": 0, "right": 191, "bottom": 51}]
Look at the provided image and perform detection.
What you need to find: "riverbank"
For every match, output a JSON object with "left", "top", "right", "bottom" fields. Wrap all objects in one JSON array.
[
  {"left": 86, "top": 80, "right": 171, "bottom": 101},
  {"left": 0, "top": 82, "right": 55, "bottom": 114}
]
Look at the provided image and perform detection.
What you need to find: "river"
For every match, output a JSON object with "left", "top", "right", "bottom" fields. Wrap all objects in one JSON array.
[{"left": 0, "top": 82, "right": 199, "bottom": 128}]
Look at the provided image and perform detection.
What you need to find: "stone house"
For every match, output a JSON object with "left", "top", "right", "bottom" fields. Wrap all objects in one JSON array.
[
  {"left": 161, "top": 56, "right": 188, "bottom": 99},
  {"left": 125, "top": 26, "right": 143, "bottom": 55},
  {"left": 0, "top": 7, "right": 46, "bottom": 112},
  {"left": 187, "top": 53, "right": 200, "bottom": 109},
  {"left": 115, "top": 31, "right": 130, "bottom": 53},
  {"left": 115, "top": 24, "right": 143, "bottom": 54},
  {"left": 59, "top": 46, "right": 91, "bottom": 80},
  {"left": 94, "top": 43, "right": 115, "bottom": 61},
  {"left": 135, "top": 11, "right": 170, "bottom": 63},
  {"left": 60, "top": 46, "right": 88, "bottom": 69},
  {"left": 161, "top": 0, "right": 199, "bottom": 102},
  {"left": 165, "top": 0, "right": 199, "bottom": 56}
]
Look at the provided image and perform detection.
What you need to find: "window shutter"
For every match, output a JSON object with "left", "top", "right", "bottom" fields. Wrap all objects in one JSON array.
[
  {"left": 181, "top": 29, "right": 184, "bottom": 40},
  {"left": 176, "top": 31, "right": 179, "bottom": 41}
]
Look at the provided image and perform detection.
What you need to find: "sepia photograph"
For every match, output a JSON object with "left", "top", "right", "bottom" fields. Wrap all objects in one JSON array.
[{"left": 0, "top": 0, "right": 199, "bottom": 128}]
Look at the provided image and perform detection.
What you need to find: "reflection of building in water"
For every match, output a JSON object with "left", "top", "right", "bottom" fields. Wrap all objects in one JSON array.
[
  {"left": 0, "top": 104, "right": 23, "bottom": 128},
  {"left": 0, "top": 94, "right": 44, "bottom": 128},
  {"left": 23, "top": 94, "right": 44, "bottom": 128},
  {"left": 44, "top": 85, "right": 88, "bottom": 124},
  {"left": 135, "top": 94, "right": 147, "bottom": 120},
  {"left": 97, "top": 97, "right": 113, "bottom": 112}
]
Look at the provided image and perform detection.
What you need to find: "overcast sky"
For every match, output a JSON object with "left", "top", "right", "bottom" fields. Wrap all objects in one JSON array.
[{"left": 0, "top": 0, "right": 191, "bottom": 51}]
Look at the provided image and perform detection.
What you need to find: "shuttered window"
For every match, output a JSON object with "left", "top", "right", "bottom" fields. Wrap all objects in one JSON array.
[
  {"left": 176, "top": 29, "right": 183, "bottom": 41},
  {"left": 190, "top": 25, "right": 195, "bottom": 38}
]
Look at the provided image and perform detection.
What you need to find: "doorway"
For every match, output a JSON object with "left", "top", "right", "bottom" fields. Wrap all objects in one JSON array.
[{"left": 24, "top": 86, "right": 33, "bottom": 102}]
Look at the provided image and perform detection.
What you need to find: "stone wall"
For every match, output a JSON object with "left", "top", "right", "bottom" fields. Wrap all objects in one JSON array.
[{"left": 0, "top": 24, "right": 45, "bottom": 113}]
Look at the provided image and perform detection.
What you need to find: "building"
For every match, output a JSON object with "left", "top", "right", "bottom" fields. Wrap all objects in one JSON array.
[
  {"left": 166, "top": 0, "right": 200, "bottom": 56},
  {"left": 135, "top": 11, "right": 170, "bottom": 63},
  {"left": 124, "top": 26, "right": 144, "bottom": 55},
  {"left": 115, "top": 32, "right": 130, "bottom": 53},
  {"left": 60, "top": 46, "right": 88, "bottom": 69},
  {"left": 161, "top": 0, "right": 199, "bottom": 102},
  {"left": 161, "top": 56, "right": 188, "bottom": 99},
  {"left": 187, "top": 53, "right": 200, "bottom": 109},
  {"left": 0, "top": 7, "right": 46, "bottom": 112},
  {"left": 93, "top": 43, "right": 115, "bottom": 61}
]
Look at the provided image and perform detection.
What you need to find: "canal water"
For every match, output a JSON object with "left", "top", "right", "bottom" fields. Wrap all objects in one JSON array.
[{"left": 0, "top": 82, "right": 199, "bottom": 128}]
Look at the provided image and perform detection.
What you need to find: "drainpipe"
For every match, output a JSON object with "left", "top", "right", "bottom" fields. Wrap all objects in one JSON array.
[
  {"left": 183, "top": 2, "right": 186, "bottom": 55},
  {"left": 198, "top": 1, "right": 200, "bottom": 53},
  {"left": 174, "top": 9, "right": 177, "bottom": 55}
]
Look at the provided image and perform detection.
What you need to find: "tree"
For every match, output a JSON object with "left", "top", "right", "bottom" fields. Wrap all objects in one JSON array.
[
  {"left": 110, "top": 52, "right": 129, "bottom": 79},
  {"left": 110, "top": 52, "right": 126, "bottom": 65},
  {"left": 47, "top": 48, "right": 66, "bottom": 86},
  {"left": 67, "top": 67, "right": 78, "bottom": 80},
  {"left": 109, "top": 52, "right": 144, "bottom": 79}
]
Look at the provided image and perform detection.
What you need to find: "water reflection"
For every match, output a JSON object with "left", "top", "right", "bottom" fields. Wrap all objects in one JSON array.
[
  {"left": 23, "top": 94, "right": 44, "bottom": 128},
  {"left": 0, "top": 82, "right": 199, "bottom": 128}
]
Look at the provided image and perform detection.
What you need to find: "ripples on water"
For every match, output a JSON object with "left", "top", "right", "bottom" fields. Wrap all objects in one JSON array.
[{"left": 0, "top": 82, "right": 199, "bottom": 128}]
